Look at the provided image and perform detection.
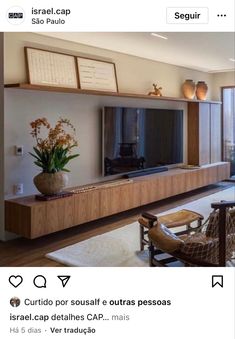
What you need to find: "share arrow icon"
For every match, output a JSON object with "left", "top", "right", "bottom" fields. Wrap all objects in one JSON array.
[{"left": 57, "top": 275, "right": 71, "bottom": 288}]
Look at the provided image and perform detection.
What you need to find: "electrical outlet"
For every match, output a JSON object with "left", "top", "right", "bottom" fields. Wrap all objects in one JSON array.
[
  {"left": 14, "top": 183, "right": 23, "bottom": 195},
  {"left": 15, "top": 145, "right": 24, "bottom": 156}
]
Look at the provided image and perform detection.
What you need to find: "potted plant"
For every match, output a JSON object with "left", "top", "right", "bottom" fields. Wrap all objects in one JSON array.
[{"left": 29, "top": 117, "right": 79, "bottom": 195}]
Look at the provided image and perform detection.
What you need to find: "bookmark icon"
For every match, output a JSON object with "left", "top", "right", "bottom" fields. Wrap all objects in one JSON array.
[
  {"left": 57, "top": 275, "right": 71, "bottom": 287},
  {"left": 212, "top": 275, "right": 223, "bottom": 288}
]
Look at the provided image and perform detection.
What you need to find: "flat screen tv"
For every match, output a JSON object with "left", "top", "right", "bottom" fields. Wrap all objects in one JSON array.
[{"left": 102, "top": 106, "right": 183, "bottom": 176}]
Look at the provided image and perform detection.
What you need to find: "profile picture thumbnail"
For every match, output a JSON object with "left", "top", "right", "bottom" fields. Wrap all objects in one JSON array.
[{"left": 10, "top": 297, "right": 20, "bottom": 307}]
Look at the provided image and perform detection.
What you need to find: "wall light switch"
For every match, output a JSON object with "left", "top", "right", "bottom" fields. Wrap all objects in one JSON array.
[
  {"left": 14, "top": 183, "right": 24, "bottom": 195},
  {"left": 15, "top": 145, "right": 24, "bottom": 156}
]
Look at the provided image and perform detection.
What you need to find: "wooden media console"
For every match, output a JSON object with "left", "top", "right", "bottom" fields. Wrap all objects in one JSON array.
[{"left": 5, "top": 162, "right": 230, "bottom": 239}]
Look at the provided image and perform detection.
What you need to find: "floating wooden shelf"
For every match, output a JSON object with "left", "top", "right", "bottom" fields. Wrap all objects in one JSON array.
[{"left": 4, "top": 83, "right": 222, "bottom": 104}]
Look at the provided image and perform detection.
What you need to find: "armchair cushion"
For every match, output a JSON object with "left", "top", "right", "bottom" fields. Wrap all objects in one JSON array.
[{"left": 148, "top": 223, "right": 183, "bottom": 252}]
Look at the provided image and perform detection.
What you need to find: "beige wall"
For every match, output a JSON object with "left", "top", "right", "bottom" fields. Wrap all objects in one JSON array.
[
  {"left": 212, "top": 71, "right": 235, "bottom": 100},
  {"left": 4, "top": 85, "right": 188, "bottom": 196},
  {"left": 3, "top": 32, "right": 229, "bottom": 240}
]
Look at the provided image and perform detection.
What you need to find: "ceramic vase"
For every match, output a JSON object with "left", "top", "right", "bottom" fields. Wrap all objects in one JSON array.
[
  {"left": 33, "top": 172, "right": 68, "bottom": 195},
  {"left": 196, "top": 81, "right": 208, "bottom": 100},
  {"left": 182, "top": 79, "right": 196, "bottom": 99}
]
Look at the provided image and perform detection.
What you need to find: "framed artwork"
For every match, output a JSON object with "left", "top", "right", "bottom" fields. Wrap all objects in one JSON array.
[
  {"left": 77, "top": 57, "right": 118, "bottom": 92},
  {"left": 25, "top": 47, "right": 78, "bottom": 88}
]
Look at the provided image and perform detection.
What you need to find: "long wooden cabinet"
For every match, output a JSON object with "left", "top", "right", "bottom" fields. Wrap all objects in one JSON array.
[
  {"left": 188, "top": 102, "right": 222, "bottom": 166},
  {"left": 5, "top": 162, "right": 230, "bottom": 239}
]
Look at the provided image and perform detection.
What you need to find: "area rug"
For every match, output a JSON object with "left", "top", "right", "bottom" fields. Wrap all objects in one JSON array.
[{"left": 46, "top": 186, "right": 235, "bottom": 267}]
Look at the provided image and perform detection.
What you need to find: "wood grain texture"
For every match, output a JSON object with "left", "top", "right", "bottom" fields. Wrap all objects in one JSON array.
[
  {"left": 5, "top": 163, "right": 230, "bottom": 239},
  {"left": 1, "top": 182, "right": 233, "bottom": 267},
  {"left": 5, "top": 201, "right": 32, "bottom": 238},
  {"left": 188, "top": 102, "right": 200, "bottom": 165},
  {"left": 74, "top": 190, "right": 100, "bottom": 225},
  {"left": 188, "top": 102, "right": 221, "bottom": 166}
]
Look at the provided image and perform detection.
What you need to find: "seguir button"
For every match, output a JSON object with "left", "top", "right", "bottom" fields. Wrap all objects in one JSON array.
[{"left": 167, "top": 7, "right": 208, "bottom": 24}]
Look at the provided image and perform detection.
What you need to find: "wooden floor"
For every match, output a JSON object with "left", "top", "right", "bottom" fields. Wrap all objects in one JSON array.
[{"left": 0, "top": 182, "right": 233, "bottom": 267}]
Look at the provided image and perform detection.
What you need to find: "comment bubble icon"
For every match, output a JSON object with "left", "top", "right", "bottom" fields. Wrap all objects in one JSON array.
[{"left": 33, "top": 275, "right": 47, "bottom": 288}]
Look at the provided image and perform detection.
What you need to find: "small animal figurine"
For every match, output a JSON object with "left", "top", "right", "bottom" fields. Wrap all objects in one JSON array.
[{"left": 148, "top": 83, "right": 163, "bottom": 96}]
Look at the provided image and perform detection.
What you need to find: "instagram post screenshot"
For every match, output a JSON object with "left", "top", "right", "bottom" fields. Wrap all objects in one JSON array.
[{"left": 0, "top": 0, "right": 235, "bottom": 338}]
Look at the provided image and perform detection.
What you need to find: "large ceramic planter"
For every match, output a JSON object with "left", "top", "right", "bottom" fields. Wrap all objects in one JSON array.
[
  {"left": 182, "top": 79, "right": 196, "bottom": 99},
  {"left": 196, "top": 81, "right": 208, "bottom": 100},
  {"left": 33, "top": 172, "right": 69, "bottom": 195}
]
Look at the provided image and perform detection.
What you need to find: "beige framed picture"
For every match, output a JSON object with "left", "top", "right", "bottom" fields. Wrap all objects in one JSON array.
[
  {"left": 25, "top": 47, "right": 78, "bottom": 88},
  {"left": 77, "top": 57, "right": 118, "bottom": 92}
]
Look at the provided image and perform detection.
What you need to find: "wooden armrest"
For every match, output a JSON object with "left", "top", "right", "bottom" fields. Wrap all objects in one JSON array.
[
  {"left": 211, "top": 201, "right": 235, "bottom": 209},
  {"left": 139, "top": 212, "right": 158, "bottom": 229},
  {"left": 141, "top": 212, "right": 158, "bottom": 222}
]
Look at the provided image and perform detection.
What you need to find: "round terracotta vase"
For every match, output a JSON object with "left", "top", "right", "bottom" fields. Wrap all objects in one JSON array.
[
  {"left": 196, "top": 81, "right": 208, "bottom": 100},
  {"left": 182, "top": 79, "right": 196, "bottom": 99},
  {"left": 33, "top": 172, "right": 69, "bottom": 195}
]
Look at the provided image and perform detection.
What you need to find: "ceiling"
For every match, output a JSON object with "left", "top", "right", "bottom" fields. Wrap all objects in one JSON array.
[{"left": 38, "top": 32, "right": 235, "bottom": 73}]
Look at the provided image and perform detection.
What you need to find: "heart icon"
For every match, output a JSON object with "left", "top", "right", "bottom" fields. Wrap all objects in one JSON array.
[{"left": 9, "top": 275, "right": 23, "bottom": 288}]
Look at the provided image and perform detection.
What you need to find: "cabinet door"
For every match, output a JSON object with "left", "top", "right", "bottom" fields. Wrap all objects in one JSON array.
[
  {"left": 99, "top": 183, "right": 139, "bottom": 218},
  {"left": 199, "top": 103, "right": 210, "bottom": 165},
  {"left": 74, "top": 190, "right": 100, "bottom": 225},
  {"left": 210, "top": 104, "right": 222, "bottom": 163},
  {"left": 188, "top": 102, "right": 210, "bottom": 166},
  {"left": 188, "top": 102, "right": 200, "bottom": 165}
]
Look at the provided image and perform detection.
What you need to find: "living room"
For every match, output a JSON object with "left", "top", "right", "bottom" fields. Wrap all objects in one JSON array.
[{"left": 0, "top": 32, "right": 235, "bottom": 267}]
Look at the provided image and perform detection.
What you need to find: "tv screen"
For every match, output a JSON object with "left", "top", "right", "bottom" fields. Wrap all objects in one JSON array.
[{"left": 102, "top": 107, "right": 183, "bottom": 176}]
